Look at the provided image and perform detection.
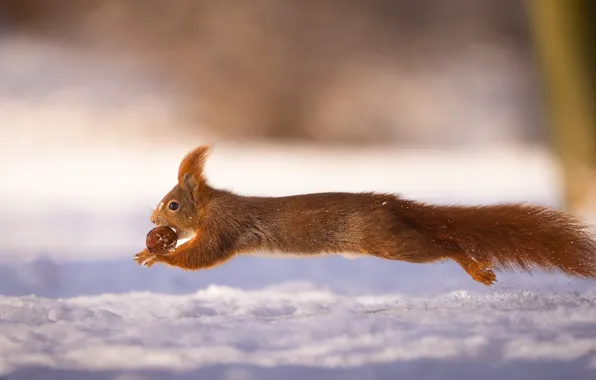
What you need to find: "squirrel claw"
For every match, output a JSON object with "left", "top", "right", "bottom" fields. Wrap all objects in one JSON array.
[
  {"left": 143, "top": 255, "right": 159, "bottom": 267},
  {"left": 133, "top": 250, "right": 158, "bottom": 267}
]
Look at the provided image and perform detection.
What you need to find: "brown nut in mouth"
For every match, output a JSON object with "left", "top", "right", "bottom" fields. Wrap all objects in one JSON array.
[{"left": 146, "top": 226, "right": 178, "bottom": 255}]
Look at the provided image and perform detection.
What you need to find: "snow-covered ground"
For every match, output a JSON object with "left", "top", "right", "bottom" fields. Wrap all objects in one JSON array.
[
  {"left": 1, "top": 35, "right": 596, "bottom": 380},
  {"left": 2, "top": 285, "right": 596, "bottom": 380}
]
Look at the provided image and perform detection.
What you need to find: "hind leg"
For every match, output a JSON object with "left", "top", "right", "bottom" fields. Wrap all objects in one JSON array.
[
  {"left": 370, "top": 231, "right": 497, "bottom": 285},
  {"left": 364, "top": 233, "right": 496, "bottom": 285},
  {"left": 451, "top": 254, "right": 497, "bottom": 286},
  {"left": 368, "top": 237, "right": 452, "bottom": 265}
]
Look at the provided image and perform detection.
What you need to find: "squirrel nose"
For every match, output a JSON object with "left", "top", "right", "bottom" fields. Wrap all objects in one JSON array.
[{"left": 150, "top": 215, "right": 157, "bottom": 224}]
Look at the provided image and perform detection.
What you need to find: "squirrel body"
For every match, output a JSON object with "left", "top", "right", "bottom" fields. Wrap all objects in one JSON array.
[{"left": 134, "top": 145, "right": 596, "bottom": 286}]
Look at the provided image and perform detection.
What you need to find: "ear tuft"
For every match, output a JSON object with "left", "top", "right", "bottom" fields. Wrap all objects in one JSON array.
[{"left": 177, "top": 145, "right": 211, "bottom": 185}]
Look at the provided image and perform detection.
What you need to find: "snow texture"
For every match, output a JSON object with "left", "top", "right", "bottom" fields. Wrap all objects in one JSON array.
[
  {"left": 1, "top": 36, "right": 596, "bottom": 380},
  {"left": 1, "top": 284, "right": 596, "bottom": 380}
]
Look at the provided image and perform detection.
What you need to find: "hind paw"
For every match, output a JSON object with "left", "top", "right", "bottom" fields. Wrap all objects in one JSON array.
[
  {"left": 469, "top": 265, "right": 497, "bottom": 286},
  {"left": 454, "top": 256, "right": 498, "bottom": 286}
]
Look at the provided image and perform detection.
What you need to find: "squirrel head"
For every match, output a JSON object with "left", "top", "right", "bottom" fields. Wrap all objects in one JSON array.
[{"left": 150, "top": 145, "right": 210, "bottom": 239}]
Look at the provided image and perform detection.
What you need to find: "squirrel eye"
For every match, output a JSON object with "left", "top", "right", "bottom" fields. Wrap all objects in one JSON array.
[{"left": 168, "top": 201, "right": 180, "bottom": 211}]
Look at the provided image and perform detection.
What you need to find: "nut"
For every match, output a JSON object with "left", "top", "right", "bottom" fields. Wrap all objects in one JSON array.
[{"left": 146, "top": 226, "right": 178, "bottom": 255}]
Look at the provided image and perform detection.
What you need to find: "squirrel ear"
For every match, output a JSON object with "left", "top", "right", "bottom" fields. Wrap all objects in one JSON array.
[
  {"left": 177, "top": 145, "right": 210, "bottom": 186},
  {"left": 181, "top": 172, "right": 198, "bottom": 193}
]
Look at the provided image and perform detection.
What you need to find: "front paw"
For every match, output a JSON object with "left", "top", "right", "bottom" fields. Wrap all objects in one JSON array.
[{"left": 133, "top": 249, "right": 160, "bottom": 268}]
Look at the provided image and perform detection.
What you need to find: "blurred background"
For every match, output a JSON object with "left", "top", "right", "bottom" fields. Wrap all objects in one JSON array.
[
  {"left": 1, "top": 0, "right": 549, "bottom": 146},
  {"left": 0, "top": 0, "right": 594, "bottom": 297}
]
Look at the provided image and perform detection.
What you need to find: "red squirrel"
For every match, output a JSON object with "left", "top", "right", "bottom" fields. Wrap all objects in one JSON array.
[{"left": 134, "top": 145, "right": 596, "bottom": 286}]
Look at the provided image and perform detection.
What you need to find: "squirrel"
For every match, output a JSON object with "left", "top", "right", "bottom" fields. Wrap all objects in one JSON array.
[{"left": 134, "top": 145, "right": 596, "bottom": 286}]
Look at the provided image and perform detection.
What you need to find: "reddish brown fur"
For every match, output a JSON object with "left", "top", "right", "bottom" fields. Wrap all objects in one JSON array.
[
  {"left": 134, "top": 145, "right": 596, "bottom": 286},
  {"left": 177, "top": 145, "right": 210, "bottom": 186}
]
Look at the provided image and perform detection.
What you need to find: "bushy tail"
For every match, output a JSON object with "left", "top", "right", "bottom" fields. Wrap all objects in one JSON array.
[{"left": 402, "top": 199, "right": 596, "bottom": 279}]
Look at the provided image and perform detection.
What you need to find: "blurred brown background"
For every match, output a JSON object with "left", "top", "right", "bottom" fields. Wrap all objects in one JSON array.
[{"left": 0, "top": 0, "right": 545, "bottom": 146}]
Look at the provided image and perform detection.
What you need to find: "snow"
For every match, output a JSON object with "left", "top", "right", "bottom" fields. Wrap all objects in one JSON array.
[
  {"left": 2, "top": 36, "right": 596, "bottom": 380},
  {"left": 1, "top": 285, "right": 596, "bottom": 379}
]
